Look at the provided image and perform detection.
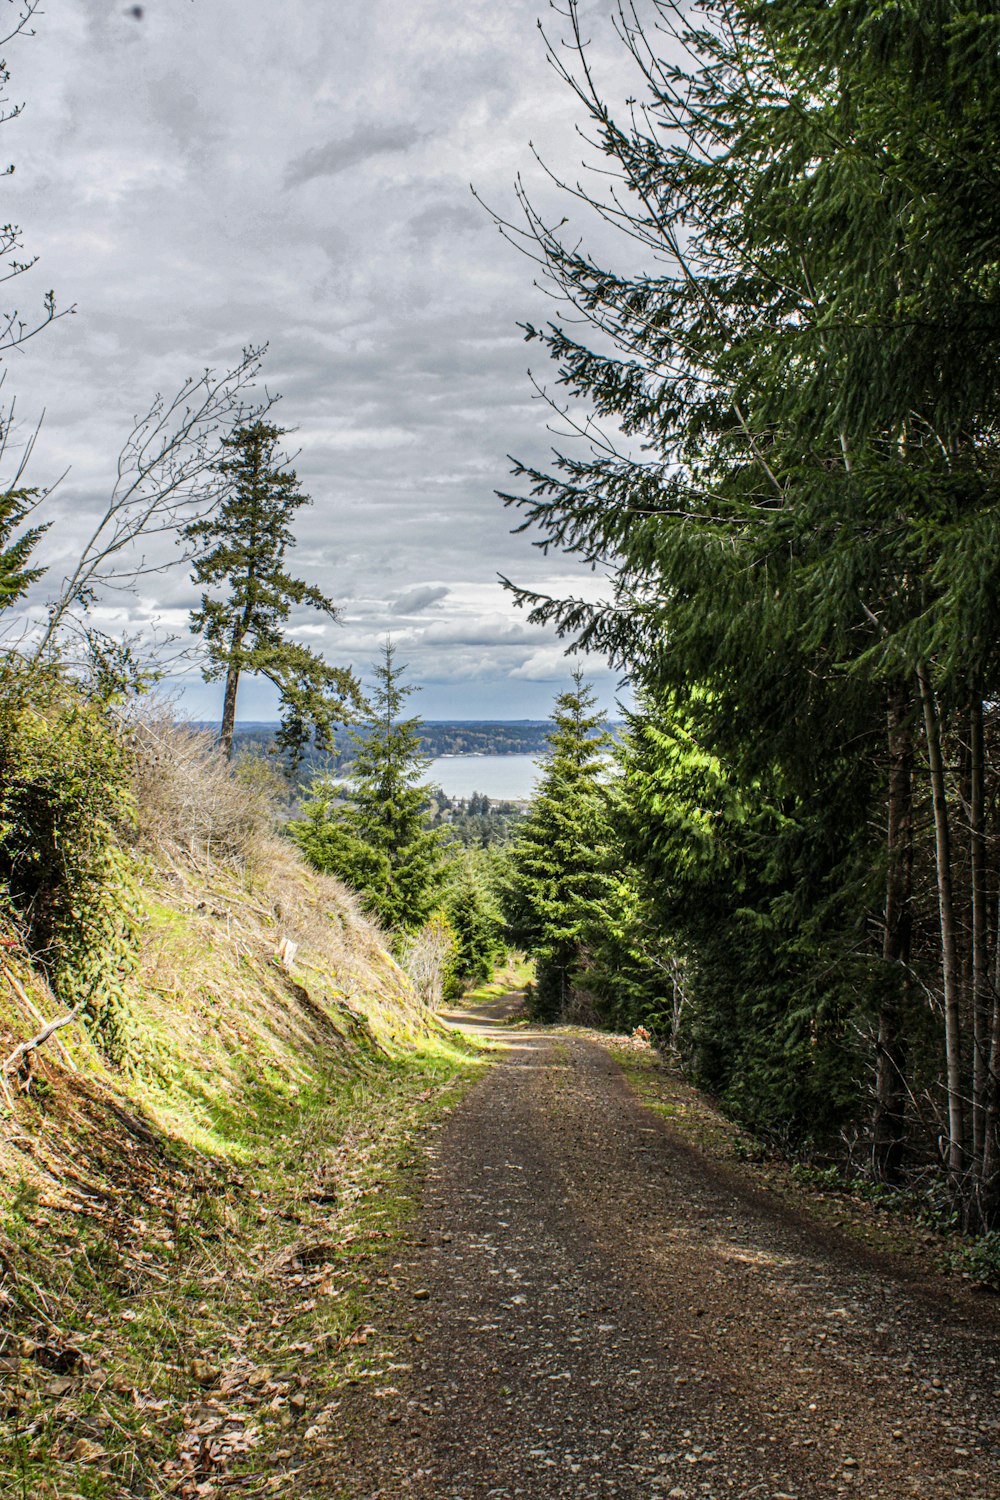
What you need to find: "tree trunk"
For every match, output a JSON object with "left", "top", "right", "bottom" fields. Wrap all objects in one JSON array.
[
  {"left": 219, "top": 659, "right": 241, "bottom": 760},
  {"left": 917, "top": 664, "right": 965, "bottom": 1187},
  {"left": 219, "top": 610, "right": 252, "bottom": 760},
  {"left": 981, "top": 893, "right": 1000, "bottom": 1222},
  {"left": 970, "top": 692, "right": 990, "bottom": 1180},
  {"left": 873, "top": 685, "right": 913, "bottom": 1183}
]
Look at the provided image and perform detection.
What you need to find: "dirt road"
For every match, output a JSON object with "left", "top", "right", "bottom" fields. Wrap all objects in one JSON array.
[{"left": 334, "top": 1003, "right": 1000, "bottom": 1498}]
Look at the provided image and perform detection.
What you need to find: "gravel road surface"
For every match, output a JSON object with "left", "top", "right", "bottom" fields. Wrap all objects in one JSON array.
[{"left": 335, "top": 1001, "right": 1000, "bottom": 1499}]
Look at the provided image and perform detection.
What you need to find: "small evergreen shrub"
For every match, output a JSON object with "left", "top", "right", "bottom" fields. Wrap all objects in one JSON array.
[
  {"left": 954, "top": 1230, "right": 1000, "bottom": 1289},
  {"left": 442, "top": 862, "right": 506, "bottom": 997}
]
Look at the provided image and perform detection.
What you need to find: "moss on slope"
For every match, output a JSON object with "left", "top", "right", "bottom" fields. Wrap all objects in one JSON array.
[{"left": 0, "top": 724, "right": 483, "bottom": 1498}]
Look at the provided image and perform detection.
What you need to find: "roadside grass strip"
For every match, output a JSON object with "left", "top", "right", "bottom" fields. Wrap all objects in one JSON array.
[
  {"left": 609, "top": 1041, "right": 978, "bottom": 1281},
  {"left": 0, "top": 1035, "right": 483, "bottom": 1499}
]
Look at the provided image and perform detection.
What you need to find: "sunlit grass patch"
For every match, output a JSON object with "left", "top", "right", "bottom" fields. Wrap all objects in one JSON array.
[
  {"left": 457, "top": 952, "right": 534, "bottom": 1007},
  {"left": 0, "top": 1029, "right": 484, "bottom": 1498}
]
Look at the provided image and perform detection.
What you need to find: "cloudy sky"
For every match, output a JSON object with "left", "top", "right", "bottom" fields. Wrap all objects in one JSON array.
[{"left": 3, "top": 0, "right": 642, "bottom": 719}]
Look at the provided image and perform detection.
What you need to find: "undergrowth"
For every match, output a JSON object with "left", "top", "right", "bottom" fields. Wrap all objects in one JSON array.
[
  {"left": 0, "top": 710, "right": 491, "bottom": 1496},
  {"left": 0, "top": 660, "right": 140, "bottom": 1060},
  {"left": 1, "top": 1032, "right": 481, "bottom": 1498}
]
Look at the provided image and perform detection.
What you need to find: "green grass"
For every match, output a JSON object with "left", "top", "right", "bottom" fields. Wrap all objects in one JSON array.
[
  {"left": 458, "top": 953, "right": 534, "bottom": 1006},
  {"left": 0, "top": 1030, "right": 484, "bottom": 1499}
]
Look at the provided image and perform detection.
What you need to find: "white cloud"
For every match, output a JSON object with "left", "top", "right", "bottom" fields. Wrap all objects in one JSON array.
[
  {"left": 3, "top": 0, "right": 646, "bottom": 718},
  {"left": 511, "top": 645, "right": 577, "bottom": 681}
]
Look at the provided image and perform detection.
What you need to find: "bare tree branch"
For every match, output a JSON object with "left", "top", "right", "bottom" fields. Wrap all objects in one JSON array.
[{"left": 29, "top": 345, "right": 274, "bottom": 663}]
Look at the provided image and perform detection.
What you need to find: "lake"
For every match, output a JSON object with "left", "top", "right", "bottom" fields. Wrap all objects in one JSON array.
[{"left": 426, "top": 753, "right": 541, "bottom": 802}]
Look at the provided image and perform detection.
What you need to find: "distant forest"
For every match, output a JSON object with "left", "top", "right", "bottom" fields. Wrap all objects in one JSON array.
[{"left": 209, "top": 720, "right": 564, "bottom": 784}]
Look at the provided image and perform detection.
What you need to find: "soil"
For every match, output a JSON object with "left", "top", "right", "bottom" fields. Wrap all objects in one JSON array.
[{"left": 329, "top": 997, "right": 1000, "bottom": 1499}]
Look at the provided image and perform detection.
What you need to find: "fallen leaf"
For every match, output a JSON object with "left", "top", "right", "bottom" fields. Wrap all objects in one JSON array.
[
  {"left": 72, "top": 1437, "right": 106, "bottom": 1462},
  {"left": 191, "top": 1359, "right": 219, "bottom": 1388}
]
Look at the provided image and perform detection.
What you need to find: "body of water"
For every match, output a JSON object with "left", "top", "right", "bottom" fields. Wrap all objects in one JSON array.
[{"left": 426, "top": 753, "right": 540, "bottom": 802}]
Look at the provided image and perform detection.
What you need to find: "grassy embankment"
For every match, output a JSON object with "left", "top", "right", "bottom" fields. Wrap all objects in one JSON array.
[{"left": 0, "top": 724, "right": 491, "bottom": 1499}]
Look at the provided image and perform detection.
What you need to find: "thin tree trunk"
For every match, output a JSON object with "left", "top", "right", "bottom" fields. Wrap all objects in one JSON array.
[
  {"left": 219, "top": 605, "right": 253, "bottom": 760},
  {"left": 917, "top": 663, "right": 965, "bottom": 1186},
  {"left": 219, "top": 659, "right": 241, "bottom": 760},
  {"left": 981, "top": 893, "right": 1000, "bottom": 1221},
  {"left": 970, "top": 692, "right": 990, "bottom": 1178},
  {"left": 873, "top": 685, "right": 913, "bottom": 1183}
]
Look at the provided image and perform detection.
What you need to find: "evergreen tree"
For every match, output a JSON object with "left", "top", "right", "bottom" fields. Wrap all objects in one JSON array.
[
  {"left": 0, "top": 487, "right": 45, "bottom": 607},
  {"left": 606, "top": 688, "right": 885, "bottom": 1147},
  {"left": 186, "top": 420, "right": 359, "bottom": 761},
  {"left": 290, "top": 642, "right": 444, "bottom": 933},
  {"left": 496, "top": 0, "right": 1000, "bottom": 1215},
  {"left": 503, "top": 673, "right": 613, "bottom": 1019},
  {"left": 442, "top": 847, "right": 507, "bottom": 995}
]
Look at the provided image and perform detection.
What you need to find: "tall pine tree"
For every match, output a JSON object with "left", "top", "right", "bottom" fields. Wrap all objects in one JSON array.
[
  {"left": 186, "top": 420, "right": 359, "bottom": 761},
  {"left": 503, "top": 672, "right": 613, "bottom": 1020},
  {"left": 290, "top": 642, "right": 444, "bottom": 933}
]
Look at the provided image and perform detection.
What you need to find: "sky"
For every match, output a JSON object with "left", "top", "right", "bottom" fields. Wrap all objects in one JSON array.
[{"left": 2, "top": 0, "right": 644, "bottom": 719}]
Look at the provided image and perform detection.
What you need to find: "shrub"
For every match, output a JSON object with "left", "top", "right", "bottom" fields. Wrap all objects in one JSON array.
[
  {"left": 131, "top": 715, "right": 285, "bottom": 872},
  {"left": 955, "top": 1230, "right": 1000, "bottom": 1289},
  {"left": 0, "top": 660, "right": 139, "bottom": 1056},
  {"left": 400, "top": 913, "right": 458, "bottom": 1007}
]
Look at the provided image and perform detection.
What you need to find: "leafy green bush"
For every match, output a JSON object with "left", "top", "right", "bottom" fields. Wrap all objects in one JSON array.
[
  {"left": 0, "top": 660, "right": 139, "bottom": 1057},
  {"left": 954, "top": 1230, "right": 1000, "bottom": 1289}
]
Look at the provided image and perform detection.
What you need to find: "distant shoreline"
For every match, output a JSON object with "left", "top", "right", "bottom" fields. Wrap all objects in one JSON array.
[
  {"left": 187, "top": 721, "right": 619, "bottom": 784},
  {"left": 188, "top": 719, "right": 623, "bottom": 729}
]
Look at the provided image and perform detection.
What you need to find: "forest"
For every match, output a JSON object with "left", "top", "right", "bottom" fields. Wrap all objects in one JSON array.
[
  {"left": 482, "top": 0, "right": 1000, "bottom": 1238},
  {"left": 3, "top": 1, "right": 1000, "bottom": 1492},
  {"left": 227, "top": 719, "right": 557, "bottom": 774}
]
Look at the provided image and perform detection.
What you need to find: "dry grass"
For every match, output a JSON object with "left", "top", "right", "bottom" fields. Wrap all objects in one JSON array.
[
  {"left": 0, "top": 710, "right": 458, "bottom": 1236},
  {"left": 0, "top": 716, "right": 442, "bottom": 1204},
  {"left": 124, "top": 718, "right": 445, "bottom": 1149},
  {"left": 129, "top": 713, "right": 435, "bottom": 1049},
  {"left": 130, "top": 715, "right": 285, "bottom": 871}
]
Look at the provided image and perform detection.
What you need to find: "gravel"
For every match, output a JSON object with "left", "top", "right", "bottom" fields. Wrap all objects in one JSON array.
[{"left": 331, "top": 1004, "right": 1000, "bottom": 1499}]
